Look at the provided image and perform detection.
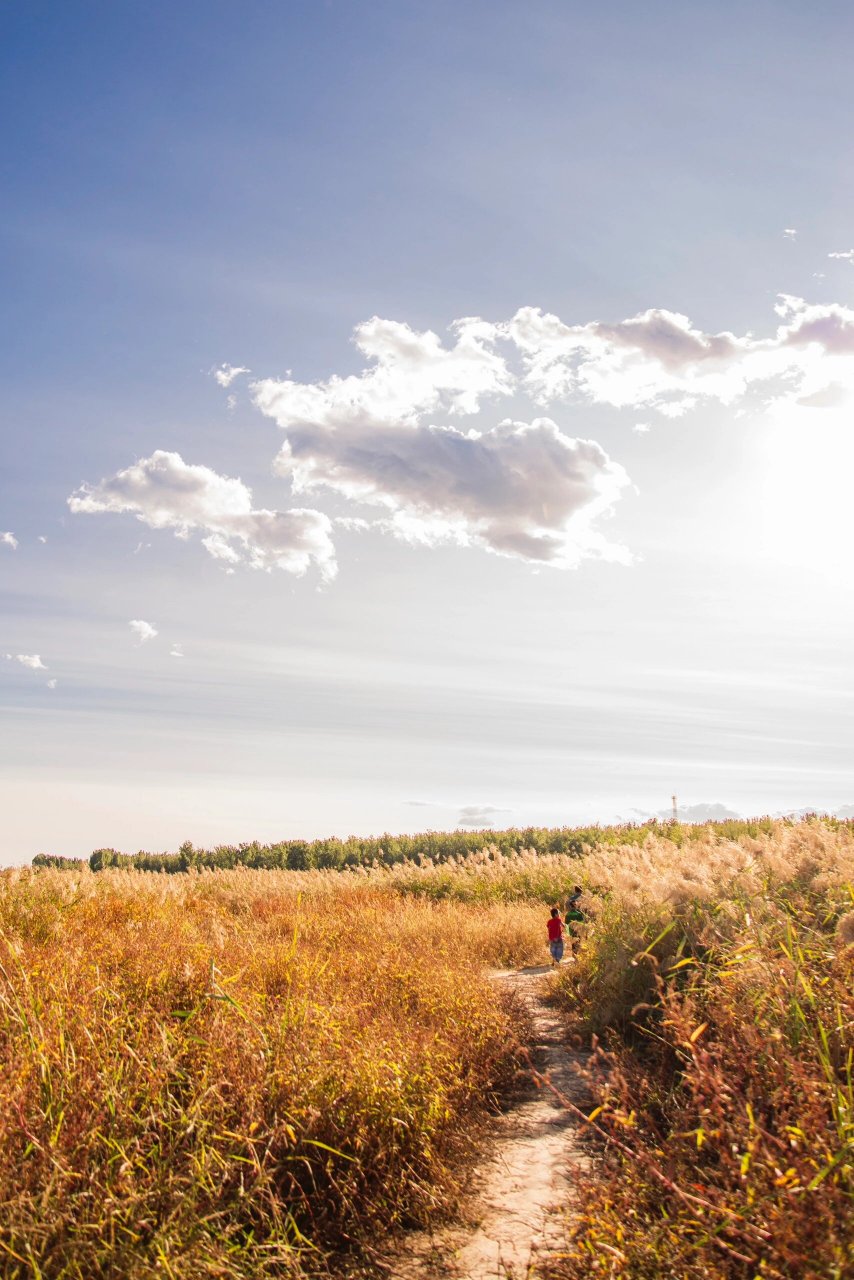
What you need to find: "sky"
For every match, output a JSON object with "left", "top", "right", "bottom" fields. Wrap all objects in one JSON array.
[{"left": 3, "top": 0, "right": 854, "bottom": 864}]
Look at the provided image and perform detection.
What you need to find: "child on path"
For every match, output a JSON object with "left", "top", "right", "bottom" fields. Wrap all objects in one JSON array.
[
  {"left": 565, "top": 884, "right": 582, "bottom": 912},
  {"left": 547, "top": 907, "right": 565, "bottom": 966},
  {"left": 564, "top": 885, "right": 585, "bottom": 932}
]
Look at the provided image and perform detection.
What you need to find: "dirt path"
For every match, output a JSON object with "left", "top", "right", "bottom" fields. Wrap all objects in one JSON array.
[{"left": 386, "top": 964, "right": 591, "bottom": 1280}]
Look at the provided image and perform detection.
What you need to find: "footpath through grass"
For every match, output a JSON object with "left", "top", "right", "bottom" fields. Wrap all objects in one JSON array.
[{"left": 3, "top": 821, "right": 853, "bottom": 1278}]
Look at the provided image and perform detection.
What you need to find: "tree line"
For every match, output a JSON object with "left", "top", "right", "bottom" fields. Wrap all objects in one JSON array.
[{"left": 29, "top": 816, "right": 782, "bottom": 875}]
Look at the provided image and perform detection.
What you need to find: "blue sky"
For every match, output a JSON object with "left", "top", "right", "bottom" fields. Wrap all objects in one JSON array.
[{"left": 3, "top": 1, "right": 854, "bottom": 862}]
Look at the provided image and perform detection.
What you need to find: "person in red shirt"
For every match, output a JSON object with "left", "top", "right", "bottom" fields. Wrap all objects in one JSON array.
[{"left": 547, "top": 907, "right": 565, "bottom": 966}]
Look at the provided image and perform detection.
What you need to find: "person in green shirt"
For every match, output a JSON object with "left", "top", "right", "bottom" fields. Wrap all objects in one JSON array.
[{"left": 564, "top": 885, "right": 585, "bottom": 931}]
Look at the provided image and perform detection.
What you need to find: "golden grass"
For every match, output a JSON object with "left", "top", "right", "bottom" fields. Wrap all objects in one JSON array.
[
  {"left": 0, "top": 868, "right": 544, "bottom": 1278},
  {"left": 547, "top": 820, "right": 854, "bottom": 1278},
  {"left": 4, "top": 820, "right": 853, "bottom": 1277}
]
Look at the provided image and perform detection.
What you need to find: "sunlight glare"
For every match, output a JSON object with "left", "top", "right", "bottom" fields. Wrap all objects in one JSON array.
[{"left": 758, "top": 396, "right": 854, "bottom": 582}]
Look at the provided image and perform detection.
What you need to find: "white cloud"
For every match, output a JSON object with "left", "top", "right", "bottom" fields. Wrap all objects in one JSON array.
[
  {"left": 783, "top": 228, "right": 798, "bottom": 240},
  {"left": 776, "top": 293, "right": 854, "bottom": 354},
  {"left": 113, "top": 295, "right": 854, "bottom": 584},
  {"left": 659, "top": 802, "right": 741, "bottom": 823},
  {"left": 200, "top": 533, "right": 242, "bottom": 564},
  {"left": 627, "top": 802, "right": 741, "bottom": 823},
  {"left": 1, "top": 531, "right": 18, "bottom": 550},
  {"left": 46, "top": 679, "right": 57, "bottom": 689},
  {"left": 333, "top": 516, "right": 372, "bottom": 532},
  {"left": 774, "top": 806, "right": 829, "bottom": 821},
  {"left": 69, "top": 450, "right": 337, "bottom": 581},
  {"left": 245, "top": 315, "right": 631, "bottom": 569},
  {"left": 505, "top": 296, "right": 854, "bottom": 426},
  {"left": 252, "top": 315, "right": 512, "bottom": 434},
  {"left": 275, "top": 416, "right": 631, "bottom": 567},
  {"left": 633, "top": 422, "right": 651, "bottom": 434},
  {"left": 5, "top": 653, "right": 47, "bottom": 670},
  {"left": 456, "top": 804, "right": 512, "bottom": 828},
  {"left": 213, "top": 363, "right": 250, "bottom": 388},
  {"left": 169, "top": 643, "right": 184, "bottom": 658},
  {"left": 827, "top": 250, "right": 854, "bottom": 262},
  {"left": 505, "top": 304, "right": 770, "bottom": 414},
  {"left": 129, "top": 619, "right": 158, "bottom": 645},
  {"left": 37, "top": 535, "right": 47, "bottom": 544}
]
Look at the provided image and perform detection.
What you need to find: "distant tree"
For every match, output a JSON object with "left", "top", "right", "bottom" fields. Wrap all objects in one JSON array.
[
  {"left": 33, "top": 853, "right": 85, "bottom": 870},
  {"left": 89, "top": 848, "right": 121, "bottom": 871},
  {"left": 55, "top": 817, "right": 785, "bottom": 876}
]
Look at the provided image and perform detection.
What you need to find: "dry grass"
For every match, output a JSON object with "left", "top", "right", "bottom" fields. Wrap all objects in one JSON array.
[
  {"left": 5, "top": 822, "right": 853, "bottom": 1278},
  {"left": 547, "top": 820, "right": 854, "bottom": 1278},
  {"left": 351, "top": 844, "right": 589, "bottom": 904},
  {"left": 0, "top": 867, "right": 544, "bottom": 1278}
]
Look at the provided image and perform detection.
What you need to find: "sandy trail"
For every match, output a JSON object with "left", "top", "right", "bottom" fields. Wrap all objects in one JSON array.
[{"left": 386, "top": 964, "right": 591, "bottom": 1280}]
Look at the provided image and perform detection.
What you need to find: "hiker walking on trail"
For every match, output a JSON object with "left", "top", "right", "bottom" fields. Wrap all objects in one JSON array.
[
  {"left": 564, "top": 885, "right": 585, "bottom": 931},
  {"left": 547, "top": 907, "right": 565, "bottom": 966}
]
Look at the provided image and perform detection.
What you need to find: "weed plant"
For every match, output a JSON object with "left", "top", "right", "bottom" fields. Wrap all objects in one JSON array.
[
  {"left": 548, "top": 820, "right": 854, "bottom": 1278},
  {"left": 9, "top": 820, "right": 853, "bottom": 1277},
  {"left": 0, "top": 869, "right": 544, "bottom": 1278}
]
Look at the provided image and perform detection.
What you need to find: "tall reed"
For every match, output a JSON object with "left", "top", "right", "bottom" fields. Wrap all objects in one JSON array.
[
  {"left": 548, "top": 821, "right": 854, "bottom": 1278},
  {"left": 0, "top": 869, "right": 543, "bottom": 1277}
]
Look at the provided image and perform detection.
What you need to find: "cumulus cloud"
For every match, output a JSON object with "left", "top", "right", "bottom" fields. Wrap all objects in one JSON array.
[
  {"left": 1, "top": 531, "right": 18, "bottom": 550},
  {"left": 5, "top": 653, "right": 47, "bottom": 670},
  {"left": 661, "top": 802, "right": 741, "bottom": 823},
  {"left": 37, "top": 535, "right": 47, "bottom": 544},
  {"left": 828, "top": 250, "right": 854, "bottom": 263},
  {"left": 776, "top": 293, "right": 854, "bottom": 354},
  {"left": 213, "top": 363, "right": 250, "bottom": 388},
  {"left": 252, "top": 315, "right": 512, "bottom": 434},
  {"left": 774, "top": 806, "right": 828, "bottom": 820},
  {"left": 504, "top": 296, "right": 854, "bottom": 424},
  {"left": 783, "top": 228, "right": 798, "bottom": 240},
  {"left": 46, "top": 678, "right": 57, "bottom": 689},
  {"left": 69, "top": 450, "right": 337, "bottom": 581},
  {"left": 274, "top": 415, "right": 631, "bottom": 566},
  {"left": 624, "top": 802, "right": 741, "bottom": 824},
  {"left": 506, "top": 304, "right": 767, "bottom": 415},
  {"left": 333, "top": 516, "right": 372, "bottom": 532},
  {"left": 250, "top": 317, "right": 631, "bottom": 569},
  {"left": 129, "top": 619, "right": 157, "bottom": 645},
  {"left": 169, "top": 643, "right": 185, "bottom": 658},
  {"left": 456, "top": 804, "right": 513, "bottom": 827},
  {"left": 96, "top": 294, "right": 854, "bottom": 585}
]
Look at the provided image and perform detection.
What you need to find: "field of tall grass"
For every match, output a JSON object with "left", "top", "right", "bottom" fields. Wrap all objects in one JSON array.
[
  {"left": 0, "top": 867, "right": 544, "bottom": 1277},
  {"left": 547, "top": 821, "right": 854, "bottom": 1278},
  {"left": 2, "top": 820, "right": 852, "bottom": 1278}
]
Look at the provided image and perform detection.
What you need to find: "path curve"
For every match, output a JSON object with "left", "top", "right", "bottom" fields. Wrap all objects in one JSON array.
[{"left": 386, "top": 964, "right": 591, "bottom": 1279}]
